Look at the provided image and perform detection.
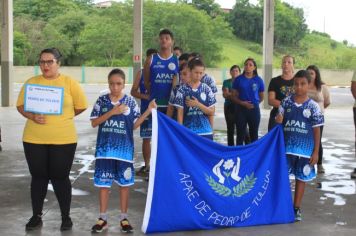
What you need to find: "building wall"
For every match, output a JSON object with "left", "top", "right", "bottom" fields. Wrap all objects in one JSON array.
[{"left": 1, "top": 66, "right": 354, "bottom": 87}]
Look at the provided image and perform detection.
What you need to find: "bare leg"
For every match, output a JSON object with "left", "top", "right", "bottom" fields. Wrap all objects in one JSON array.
[
  {"left": 99, "top": 188, "right": 110, "bottom": 213},
  {"left": 294, "top": 180, "right": 306, "bottom": 208},
  {"left": 142, "top": 139, "right": 151, "bottom": 167},
  {"left": 119, "top": 186, "right": 129, "bottom": 213}
]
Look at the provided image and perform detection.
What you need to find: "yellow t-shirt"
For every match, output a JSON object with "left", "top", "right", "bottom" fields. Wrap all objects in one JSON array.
[{"left": 16, "top": 74, "right": 88, "bottom": 144}]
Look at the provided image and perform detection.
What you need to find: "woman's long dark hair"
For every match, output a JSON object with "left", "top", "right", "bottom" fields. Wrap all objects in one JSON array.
[
  {"left": 243, "top": 58, "right": 258, "bottom": 76},
  {"left": 306, "top": 65, "right": 323, "bottom": 91}
]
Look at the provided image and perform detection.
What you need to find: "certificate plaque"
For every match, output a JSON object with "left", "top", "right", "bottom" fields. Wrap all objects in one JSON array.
[{"left": 24, "top": 84, "right": 64, "bottom": 115}]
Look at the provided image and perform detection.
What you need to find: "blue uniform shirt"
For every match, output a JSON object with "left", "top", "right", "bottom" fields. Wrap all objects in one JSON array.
[
  {"left": 279, "top": 95, "right": 324, "bottom": 158},
  {"left": 90, "top": 94, "right": 140, "bottom": 163},
  {"left": 174, "top": 83, "right": 216, "bottom": 135},
  {"left": 201, "top": 73, "right": 218, "bottom": 94},
  {"left": 139, "top": 71, "right": 152, "bottom": 138},
  {"left": 150, "top": 53, "right": 179, "bottom": 107},
  {"left": 232, "top": 74, "right": 265, "bottom": 105},
  {"left": 139, "top": 70, "right": 149, "bottom": 113},
  {"left": 169, "top": 84, "right": 180, "bottom": 105}
]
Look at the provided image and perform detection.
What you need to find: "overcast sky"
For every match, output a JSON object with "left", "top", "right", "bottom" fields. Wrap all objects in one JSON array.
[{"left": 216, "top": 0, "right": 356, "bottom": 46}]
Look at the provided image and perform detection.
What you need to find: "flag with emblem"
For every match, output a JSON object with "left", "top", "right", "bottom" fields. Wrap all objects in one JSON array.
[{"left": 142, "top": 110, "right": 294, "bottom": 233}]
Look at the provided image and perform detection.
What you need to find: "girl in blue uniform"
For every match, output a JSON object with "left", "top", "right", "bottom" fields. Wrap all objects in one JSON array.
[
  {"left": 231, "top": 58, "right": 264, "bottom": 145},
  {"left": 174, "top": 58, "right": 216, "bottom": 140},
  {"left": 90, "top": 69, "right": 156, "bottom": 233},
  {"left": 167, "top": 62, "right": 191, "bottom": 119}
]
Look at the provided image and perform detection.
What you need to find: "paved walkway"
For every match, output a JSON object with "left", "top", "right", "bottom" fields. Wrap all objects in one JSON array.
[{"left": 0, "top": 85, "right": 355, "bottom": 235}]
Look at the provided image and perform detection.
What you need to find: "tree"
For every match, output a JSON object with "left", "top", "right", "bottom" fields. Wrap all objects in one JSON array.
[
  {"left": 144, "top": 1, "right": 230, "bottom": 66},
  {"left": 178, "top": 0, "right": 222, "bottom": 17},
  {"left": 14, "top": 0, "right": 80, "bottom": 20},
  {"left": 14, "top": 15, "right": 46, "bottom": 65},
  {"left": 14, "top": 31, "right": 32, "bottom": 65},
  {"left": 228, "top": 0, "right": 263, "bottom": 43},
  {"left": 78, "top": 16, "right": 132, "bottom": 66},
  {"left": 78, "top": 2, "right": 133, "bottom": 66},
  {"left": 41, "top": 24, "right": 73, "bottom": 60},
  {"left": 48, "top": 10, "right": 90, "bottom": 65},
  {"left": 228, "top": 0, "right": 307, "bottom": 48},
  {"left": 273, "top": 0, "right": 307, "bottom": 48}
]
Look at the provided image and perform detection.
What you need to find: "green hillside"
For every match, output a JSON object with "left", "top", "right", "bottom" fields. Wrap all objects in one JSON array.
[
  {"left": 217, "top": 38, "right": 263, "bottom": 68},
  {"left": 216, "top": 37, "right": 287, "bottom": 69},
  {"left": 217, "top": 33, "right": 356, "bottom": 69},
  {"left": 297, "top": 33, "right": 356, "bottom": 69}
]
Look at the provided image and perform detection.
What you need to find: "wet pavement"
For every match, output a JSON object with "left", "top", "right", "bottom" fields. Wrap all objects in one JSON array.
[{"left": 0, "top": 84, "right": 355, "bottom": 236}]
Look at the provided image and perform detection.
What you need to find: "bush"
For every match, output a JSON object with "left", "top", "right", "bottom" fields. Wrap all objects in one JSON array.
[
  {"left": 247, "top": 44, "right": 262, "bottom": 54},
  {"left": 330, "top": 41, "right": 337, "bottom": 49}
]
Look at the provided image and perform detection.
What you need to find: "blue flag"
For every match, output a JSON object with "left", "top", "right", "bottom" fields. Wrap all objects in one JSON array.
[{"left": 142, "top": 110, "right": 294, "bottom": 234}]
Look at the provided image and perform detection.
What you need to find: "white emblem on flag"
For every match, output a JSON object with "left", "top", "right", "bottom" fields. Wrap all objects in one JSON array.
[{"left": 206, "top": 157, "right": 256, "bottom": 197}]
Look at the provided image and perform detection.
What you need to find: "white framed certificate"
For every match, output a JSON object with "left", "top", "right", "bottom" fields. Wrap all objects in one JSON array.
[{"left": 24, "top": 84, "right": 64, "bottom": 115}]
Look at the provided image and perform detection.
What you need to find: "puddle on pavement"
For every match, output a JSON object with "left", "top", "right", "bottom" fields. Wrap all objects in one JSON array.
[
  {"left": 9, "top": 174, "right": 28, "bottom": 177},
  {"left": 69, "top": 131, "right": 356, "bottom": 208},
  {"left": 323, "top": 193, "right": 346, "bottom": 206},
  {"left": 318, "top": 139, "right": 356, "bottom": 206},
  {"left": 319, "top": 181, "right": 355, "bottom": 195},
  {"left": 134, "top": 188, "right": 147, "bottom": 194},
  {"left": 336, "top": 221, "right": 347, "bottom": 226},
  {"left": 47, "top": 184, "right": 89, "bottom": 196}
]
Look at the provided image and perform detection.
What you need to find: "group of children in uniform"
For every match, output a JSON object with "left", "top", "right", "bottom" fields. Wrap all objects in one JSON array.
[{"left": 88, "top": 28, "right": 324, "bottom": 232}]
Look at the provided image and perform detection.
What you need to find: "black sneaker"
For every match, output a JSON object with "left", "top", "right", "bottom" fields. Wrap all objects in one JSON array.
[
  {"left": 120, "top": 218, "right": 133, "bottom": 233},
  {"left": 91, "top": 218, "right": 108, "bottom": 233},
  {"left": 351, "top": 168, "right": 356, "bottom": 179},
  {"left": 25, "top": 215, "right": 43, "bottom": 231},
  {"left": 60, "top": 216, "right": 73, "bottom": 231},
  {"left": 294, "top": 207, "right": 302, "bottom": 222}
]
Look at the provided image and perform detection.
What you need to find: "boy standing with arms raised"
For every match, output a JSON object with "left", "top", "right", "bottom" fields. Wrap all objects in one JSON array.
[{"left": 276, "top": 70, "right": 324, "bottom": 221}]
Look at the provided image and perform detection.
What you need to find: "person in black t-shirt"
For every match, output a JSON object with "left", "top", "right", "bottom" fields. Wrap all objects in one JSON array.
[{"left": 267, "top": 55, "right": 295, "bottom": 131}]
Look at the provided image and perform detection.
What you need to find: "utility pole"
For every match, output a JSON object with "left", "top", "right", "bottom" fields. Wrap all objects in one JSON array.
[
  {"left": 262, "top": 0, "right": 274, "bottom": 109},
  {"left": 1, "top": 0, "right": 14, "bottom": 106},
  {"left": 133, "top": 0, "right": 143, "bottom": 83}
]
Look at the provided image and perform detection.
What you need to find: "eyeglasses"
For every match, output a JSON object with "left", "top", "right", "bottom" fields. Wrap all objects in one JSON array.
[{"left": 38, "top": 59, "right": 57, "bottom": 66}]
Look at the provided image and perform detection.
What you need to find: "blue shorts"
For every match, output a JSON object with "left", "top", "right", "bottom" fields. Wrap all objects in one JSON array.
[
  {"left": 140, "top": 107, "right": 167, "bottom": 138},
  {"left": 287, "top": 154, "right": 316, "bottom": 182},
  {"left": 140, "top": 115, "right": 152, "bottom": 138},
  {"left": 94, "top": 159, "right": 134, "bottom": 187}
]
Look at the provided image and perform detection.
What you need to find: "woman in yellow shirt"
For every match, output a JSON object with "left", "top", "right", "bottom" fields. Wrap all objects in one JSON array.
[{"left": 16, "top": 48, "right": 88, "bottom": 231}]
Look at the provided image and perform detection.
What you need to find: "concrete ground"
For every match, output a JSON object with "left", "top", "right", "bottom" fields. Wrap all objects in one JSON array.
[{"left": 0, "top": 84, "right": 355, "bottom": 236}]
